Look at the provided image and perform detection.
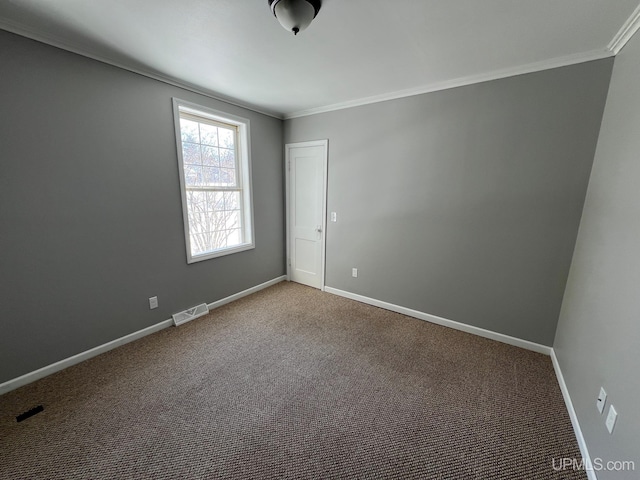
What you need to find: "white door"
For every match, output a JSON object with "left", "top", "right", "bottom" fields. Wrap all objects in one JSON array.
[{"left": 286, "top": 140, "right": 328, "bottom": 289}]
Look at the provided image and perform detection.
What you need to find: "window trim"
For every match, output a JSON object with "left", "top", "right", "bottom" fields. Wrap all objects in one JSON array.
[{"left": 172, "top": 98, "right": 255, "bottom": 264}]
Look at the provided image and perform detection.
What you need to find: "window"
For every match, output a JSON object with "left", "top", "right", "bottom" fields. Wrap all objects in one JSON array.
[{"left": 172, "top": 99, "right": 254, "bottom": 263}]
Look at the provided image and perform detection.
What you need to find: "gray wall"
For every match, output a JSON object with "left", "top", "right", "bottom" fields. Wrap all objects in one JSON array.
[
  {"left": 554, "top": 34, "right": 640, "bottom": 474},
  {"left": 0, "top": 30, "right": 285, "bottom": 384},
  {"left": 285, "top": 60, "right": 613, "bottom": 346}
]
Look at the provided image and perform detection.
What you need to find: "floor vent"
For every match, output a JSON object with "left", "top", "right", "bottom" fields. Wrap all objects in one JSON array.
[
  {"left": 172, "top": 303, "right": 209, "bottom": 326},
  {"left": 16, "top": 405, "right": 44, "bottom": 422}
]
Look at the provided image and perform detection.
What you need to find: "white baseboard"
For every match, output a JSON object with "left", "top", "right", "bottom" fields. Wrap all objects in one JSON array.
[
  {"left": 0, "top": 319, "right": 173, "bottom": 396},
  {"left": 323, "top": 286, "right": 593, "bottom": 476},
  {"left": 0, "top": 275, "right": 287, "bottom": 396},
  {"left": 551, "top": 350, "right": 597, "bottom": 480},
  {"left": 323, "top": 286, "right": 552, "bottom": 355},
  {"left": 206, "top": 275, "right": 287, "bottom": 310}
]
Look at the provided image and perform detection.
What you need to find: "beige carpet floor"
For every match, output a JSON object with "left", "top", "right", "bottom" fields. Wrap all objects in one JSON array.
[{"left": 0, "top": 282, "right": 586, "bottom": 479}]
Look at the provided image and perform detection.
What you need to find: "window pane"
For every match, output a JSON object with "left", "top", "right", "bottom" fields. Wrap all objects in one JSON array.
[
  {"left": 220, "top": 168, "right": 236, "bottom": 187},
  {"left": 188, "top": 212, "right": 207, "bottom": 234},
  {"left": 180, "top": 119, "right": 200, "bottom": 143},
  {"left": 219, "top": 148, "right": 235, "bottom": 169},
  {"left": 224, "top": 191, "right": 240, "bottom": 210},
  {"left": 218, "top": 127, "right": 234, "bottom": 149},
  {"left": 182, "top": 143, "right": 201, "bottom": 165},
  {"left": 207, "top": 191, "right": 225, "bottom": 211},
  {"left": 209, "top": 230, "right": 227, "bottom": 250},
  {"left": 186, "top": 190, "right": 206, "bottom": 210},
  {"left": 202, "top": 166, "right": 220, "bottom": 186},
  {"left": 204, "top": 210, "right": 222, "bottom": 232},
  {"left": 199, "top": 123, "right": 218, "bottom": 146},
  {"left": 202, "top": 146, "right": 219, "bottom": 167},
  {"left": 184, "top": 165, "right": 203, "bottom": 187},
  {"left": 190, "top": 233, "right": 209, "bottom": 256},
  {"left": 226, "top": 229, "right": 241, "bottom": 247},
  {"left": 225, "top": 210, "right": 240, "bottom": 230}
]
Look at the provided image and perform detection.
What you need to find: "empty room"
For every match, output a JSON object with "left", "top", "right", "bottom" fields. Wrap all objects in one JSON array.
[{"left": 1, "top": 1, "right": 639, "bottom": 479}]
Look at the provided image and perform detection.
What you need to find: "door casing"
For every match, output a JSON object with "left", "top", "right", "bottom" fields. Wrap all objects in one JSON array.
[{"left": 285, "top": 139, "right": 328, "bottom": 290}]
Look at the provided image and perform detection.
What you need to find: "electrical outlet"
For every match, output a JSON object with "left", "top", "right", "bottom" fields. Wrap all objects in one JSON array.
[
  {"left": 352, "top": 268, "right": 358, "bottom": 278},
  {"left": 605, "top": 405, "right": 618, "bottom": 434},
  {"left": 597, "top": 387, "right": 607, "bottom": 414},
  {"left": 149, "top": 296, "right": 158, "bottom": 309},
  {"left": 330, "top": 212, "right": 337, "bottom": 222}
]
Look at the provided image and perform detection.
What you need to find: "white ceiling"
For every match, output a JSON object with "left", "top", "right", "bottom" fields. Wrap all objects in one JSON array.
[{"left": 1, "top": 0, "right": 639, "bottom": 118}]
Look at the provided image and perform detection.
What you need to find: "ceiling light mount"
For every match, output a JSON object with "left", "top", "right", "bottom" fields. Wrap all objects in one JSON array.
[{"left": 269, "top": 0, "right": 321, "bottom": 35}]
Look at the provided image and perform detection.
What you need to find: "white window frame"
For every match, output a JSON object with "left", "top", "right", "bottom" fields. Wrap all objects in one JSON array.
[{"left": 172, "top": 98, "right": 255, "bottom": 263}]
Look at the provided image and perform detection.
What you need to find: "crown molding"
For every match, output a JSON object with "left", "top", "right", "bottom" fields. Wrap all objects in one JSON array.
[
  {"left": 3, "top": 6, "right": 635, "bottom": 123},
  {"left": 608, "top": 3, "right": 640, "bottom": 55},
  {"left": 0, "top": 19, "right": 284, "bottom": 120},
  {"left": 284, "top": 48, "right": 613, "bottom": 119}
]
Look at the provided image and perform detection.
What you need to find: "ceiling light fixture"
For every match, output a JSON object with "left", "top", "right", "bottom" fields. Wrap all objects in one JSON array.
[{"left": 268, "top": 0, "right": 321, "bottom": 36}]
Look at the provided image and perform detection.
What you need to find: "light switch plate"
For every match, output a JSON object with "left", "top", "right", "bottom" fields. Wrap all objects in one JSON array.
[
  {"left": 597, "top": 387, "right": 607, "bottom": 414},
  {"left": 352, "top": 268, "right": 358, "bottom": 278},
  {"left": 331, "top": 212, "right": 337, "bottom": 222},
  {"left": 606, "top": 405, "right": 617, "bottom": 434}
]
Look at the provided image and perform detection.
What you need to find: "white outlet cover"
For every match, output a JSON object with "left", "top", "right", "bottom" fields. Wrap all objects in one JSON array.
[
  {"left": 597, "top": 387, "right": 607, "bottom": 414},
  {"left": 605, "top": 405, "right": 617, "bottom": 434},
  {"left": 352, "top": 268, "right": 358, "bottom": 278},
  {"left": 331, "top": 212, "right": 337, "bottom": 222},
  {"left": 149, "top": 296, "right": 158, "bottom": 309}
]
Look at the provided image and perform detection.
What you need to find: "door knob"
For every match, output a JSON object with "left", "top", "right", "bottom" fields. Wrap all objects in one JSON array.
[{"left": 315, "top": 225, "right": 322, "bottom": 233}]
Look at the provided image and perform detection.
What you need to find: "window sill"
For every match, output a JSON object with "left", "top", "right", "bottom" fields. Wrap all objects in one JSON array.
[{"left": 187, "top": 242, "right": 255, "bottom": 264}]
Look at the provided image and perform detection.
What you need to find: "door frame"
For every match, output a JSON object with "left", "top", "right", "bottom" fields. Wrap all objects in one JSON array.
[{"left": 285, "top": 139, "right": 329, "bottom": 291}]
